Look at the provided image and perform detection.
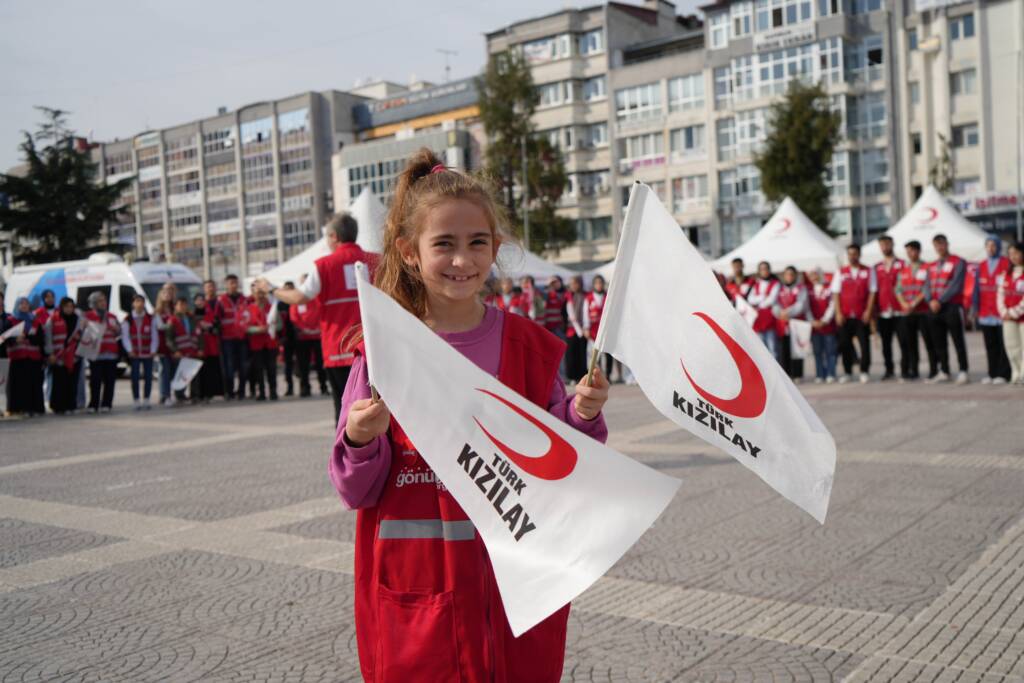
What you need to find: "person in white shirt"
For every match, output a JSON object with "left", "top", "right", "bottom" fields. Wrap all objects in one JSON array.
[
  {"left": 121, "top": 294, "right": 160, "bottom": 410},
  {"left": 831, "top": 244, "right": 878, "bottom": 383}
]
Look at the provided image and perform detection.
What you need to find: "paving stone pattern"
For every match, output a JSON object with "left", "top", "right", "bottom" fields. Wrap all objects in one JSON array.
[{"left": 0, "top": 333, "right": 1022, "bottom": 681}]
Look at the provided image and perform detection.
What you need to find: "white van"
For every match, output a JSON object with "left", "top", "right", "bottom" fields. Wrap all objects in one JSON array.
[{"left": 3, "top": 252, "right": 203, "bottom": 321}]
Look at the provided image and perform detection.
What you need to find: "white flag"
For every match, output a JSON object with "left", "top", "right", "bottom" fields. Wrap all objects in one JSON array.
[
  {"left": 171, "top": 357, "right": 203, "bottom": 391},
  {"left": 355, "top": 263, "right": 680, "bottom": 636},
  {"left": 789, "top": 319, "right": 813, "bottom": 360},
  {"left": 595, "top": 184, "right": 835, "bottom": 523},
  {"left": 0, "top": 322, "right": 25, "bottom": 344},
  {"left": 75, "top": 321, "right": 105, "bottom": 361},
  {"left": 734, "top": 295, "right": 758, "bottom": 328}
]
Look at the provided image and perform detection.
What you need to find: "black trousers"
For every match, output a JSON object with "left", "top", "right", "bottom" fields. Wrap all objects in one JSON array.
[
  {"left": 838, "top": 318, "right": 871, "bottom": 375},
  {"left": 897, "top": 315, "right": 926, "bottom": 379},
  {"left": 281, "top": 340, "right": 297, "bottom": 393},
  {"left": 565, "top": 335, "right": 589, "bottom": 383},
  {"left": 777, "top": 335, "right": 805, "bottom": 379},
  {"left": 877, "top": 316, "right": 905, "bottom": 377},
  {"left": 326, "top": 365, "right": 353, "bottom": 427},
  {"left": 50, "top": 362, "right": 80, "bottom": 413},
  {"left": 249, "top": 348, "right": 278, "bottom": 398},
  {"left": 296, "top": 339, "right": 327, "bottom": 396},
  {"left": 88, "top": 359, "right": 117, "bottom": 410},
  {"left": 981, "top": 325, "right": 1011, "bottom": 380},
  {"left": 221, "top": 339, "right": 249, "bottom": 398},
  {"left": 927, "top": 304, "right": 968, "bottom": 375}
]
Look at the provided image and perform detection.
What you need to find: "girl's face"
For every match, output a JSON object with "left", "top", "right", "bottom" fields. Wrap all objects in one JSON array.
[
  {"left": 593, "top": 277, "right": 605, "bottom": 293},
  {"left": 1011, "top": 247, "right": 1024, "bottom": 267},
  {"left": 18, "top": 299, "right": 30, "bottom": 313},
  {"left": 61, "top": 301, "right": 75, "bottom": 315},
  {"left": 402, "top": 200, "right": 497, "bottom": 305}
]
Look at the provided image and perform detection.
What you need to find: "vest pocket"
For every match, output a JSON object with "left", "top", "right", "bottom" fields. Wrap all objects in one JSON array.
[{"left": 376, "top": 584, "right": 461, "bottom": 682}]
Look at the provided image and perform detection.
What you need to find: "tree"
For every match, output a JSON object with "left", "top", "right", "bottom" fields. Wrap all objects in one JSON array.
[
  {"left": 0, "top": 107, "right": 133, "bottom": 263},
  {"left": 928, "top": 132, "right": 954, "bottom": 193},
  {"left": 475, "top": 52, "right": 573, "bottom": 253},
  {"left": 754, "top": 81, "right": 842, "bottom": 233}
]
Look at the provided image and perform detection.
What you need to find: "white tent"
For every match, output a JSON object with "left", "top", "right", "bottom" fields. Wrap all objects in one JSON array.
[
  {"left": 861, "top": 185, "right": 991, "bottom": 264},
  {"left": 259, "top": 189, "right": 387, "bottom": 287},
  {"left": 494, "top": 243, "right": 577, "bottom": 282},
  {"left": 710, "top": 197, "right": 842, "bottom": 274}
]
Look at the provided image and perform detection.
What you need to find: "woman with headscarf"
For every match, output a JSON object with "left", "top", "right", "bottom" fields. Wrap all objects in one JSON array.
[
  {"left": 193, "top": 293, "right": 224, "bottom": 402},
  {"left": 972, "top": 236, "right": 1012, "bottom": 384},
  {"left": 153, "top": 284, "right": 177, "bottom": 405},
  {"left": 4, "top": 296, "right": 46, "bottom": 416},
  {"left": 45, "top": 296, "right": 86, "bottom": 414}
]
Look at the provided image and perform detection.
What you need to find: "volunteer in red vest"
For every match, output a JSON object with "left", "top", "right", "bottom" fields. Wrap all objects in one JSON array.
[
  {"left": 519, "top": 275, "right": 544, "bottom": 321},
  {"left": 85, "top": 291, "right": 120, "bottom": 413},
  {"left": 257, "top": 212, "right": 374, "bottom": 422},
  {"left": 972, "top": 236, "right": 1011, "bottom": 384},
  {"left": 894, "top": 240, "right": 933, "bottom": 381},
  {"left": 120, "top": 293, "right": 159, "bottom": 411},
  {"left": 34, "top": 288, "right": 57, "bottom": 404},
  {"left": 998, "top": 241, "right": 1024, "bottom": 384},
  {"left": 290, "top": 274, "right": 329, "bottom": 398},
  {"left": 832, "top": 243, "right": 877, "bottom": 383},
  {"left": 807, "top": 269, "right": 838, "bottom": 383},
  {"left": 241, "top": 286, "right": 280, "bottom": 401},
  {"left": 274, "top": 281, "right": 298, "bottom": 397},
  {"left": 565, "top": 275, "right": 589, "bottom": 382},
  {"left": 775, "top": 265, "right": 808, "bottom": 379},
  {"left": 44, "top": 297, "right": 85, "bottom": 414},
  {"left": 725, "top": 257, "right": 753, "bottom": 303},
  {"left": 491, "top": 277, "right": 527, "bottom": 317},
  {"left": 926, "top": 233, "right": 969, "bottom": 384},
  {"left": 585, "top": 274, "right": 615, "bottom": 382},
  {"left": 193, "top": 291, "right": 224, "bottom": 402},
  {"left": 4, "top": 296, "right": 45, "bottom": 416},
  {"left": 166, "top": 296, "right": 202, "bottom": 402},
  {"left": 747, "top": 261, "right": 781, "bottom": 357},
  {"left": 543, "top": 275, "right": 569, "bottom": 355},
  {"left": 215, "top": 274, "right": 250, "bottom": 400},
  {"left": 873, "top": 235, "right": 907, "bottom": 381}
]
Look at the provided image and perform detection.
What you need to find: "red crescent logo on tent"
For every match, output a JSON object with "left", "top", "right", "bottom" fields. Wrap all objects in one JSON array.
[
  {"left": 919, "top": 207, "right": 939, "bottom": 223},
  {"left": 775, "top": 218, "right": 792, "bottom": 234},
  {"left": 680, "top": 312, "right": 768, "bottom": 419},
  {"left": 474, "top": 388, "right": 578, "bottom": 480}
]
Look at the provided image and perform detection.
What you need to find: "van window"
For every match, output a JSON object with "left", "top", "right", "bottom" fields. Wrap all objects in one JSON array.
[
  {"left": 119, "top": 285, "right": 139, "bottom": 315},
  {"left": 76, "top": 285, "right": 112, "bottom": 312},
  {"left": 142, "top": 282, "right": 204, "bottom": 312}
]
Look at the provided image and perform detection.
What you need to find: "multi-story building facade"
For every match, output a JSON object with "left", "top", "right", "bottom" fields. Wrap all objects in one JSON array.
[{"left": 92, "top": 90, "right": 365, "bottom": 281}]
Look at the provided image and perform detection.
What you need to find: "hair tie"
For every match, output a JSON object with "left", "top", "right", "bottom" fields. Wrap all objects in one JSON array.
[{"left": 429, "top": 163, "right": 446, "bottom": 175}]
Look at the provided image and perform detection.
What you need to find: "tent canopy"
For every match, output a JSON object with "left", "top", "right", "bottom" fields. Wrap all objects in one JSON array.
[
  {"left": 259, "top": 189, "right": 387, "bottom": 287},
  {"left": 710, "top": 197, "right": 842, "bottom": 275},
  {"left": 861, "top": 185, "right": 992, "bottom": 264},
  {"left": 493, "top": 243, "right": 577, "bottom": 282}
]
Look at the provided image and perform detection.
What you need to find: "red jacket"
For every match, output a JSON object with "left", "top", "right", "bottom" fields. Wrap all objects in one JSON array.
[
  {"left": 168, "top": 315, "right": 200, "bottom": 358},
  {"left": 242, "top": 301, "right": 275, "bottom": 351},
  {"left": 976, "top": 256, "right": 1010, "bottom": 319},
  {"left": 290, "top": 299, "right": 322, "bottom": 340},
  {"left": 748, "top": 278, "right": 779, "bottom": 333},
  {"left": 353, "top": 314, "right": 569, "bottom": 683},
  {"left": 927, "top": 254, "right": 964, "bottom": 303},
  {"left": 215, "top": 293, "right": 250, "bottom": 341},
  {"left": 897, "top": 263, "right": 930, "bottom": 314},
  {"left": 126, "top": 313, "right": 155, "bottom": 359},
  {"left": 543, "top": 288, "right": 567, "bottom": 333},
  {"left": 315, "top": 243, "right": 376, "bottom": 367},
  {"left": 725, "top": 277, "right": 752, "bottom": 303},
  {"left": 48, "top": 310, "right": 81, "bottom": 369},
  {"left": 85, "top": 310, "right": 121, "bottom": 357},
  {"left": 836, "top": 265, "right": 873, "bottom": 319},
  {"left": 874, "top": 258, "right": 904, "bottom": 316},
  {"left": 808, "top": 284, "right": 836, "bottom": 335}
]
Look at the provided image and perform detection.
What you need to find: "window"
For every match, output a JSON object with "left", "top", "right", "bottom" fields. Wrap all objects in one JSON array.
[
  {"left": 619, "top": 132, "right": 665, "bottom": 166},
  {"left": 710, "top": 13, "right": 729, "bottom": 49},
  {"left": 207, "top": 198, "right": 239, "bottom": 223},
  {"left": 538, "top": 81, "right": 574, "bottom": 108},
  {"left": 280, "top": 147, "right": 312, "bottom": 176},
  {"left": 577, "top": 170, "right": 610, "bottom": 197},
  {"left": 578, "top": 29, "right": 603, "bottom": 55},
  {"left": 852, "top": 148, "right": 888, "bottom": 195},
  {"left": 168, "top": 170, "right": 200, "bottom": 196},
  {"left": 104, "top": 150, "right": 133, "bottom": 177},
  {"left": 672, "top": 175, "right": 708, "bottom": 213},
  {"left": 136, "top": 145, "right": 160, "bottom": 170},
  {"left": 757, "top": 44, "right": 815, "bottom": 98},
  {"left": 756, "top": 0, "right": 813, "bottom": 29},
  {"left": 907, "top": 28, "right": 917, "bottom": 51},
  {"left": 139, "top": 178, "right": 162, "bottom": 210},
  {"left": 850, "top": 0, "right": 881, "bottom": 13},
  {"left": 169, "top": 204, "right": 202, "bottom": 231},
  {"left": 731, "top": 1, "right": 753, "bottom": 37},
  {"left": 950, "top": 69, "right": 977, "bottom": 96},
  {"left": 818, "top": 0, "right": 842, "bottom": 18},
  {"left": 845, "top": 35, "right": 884, "bottom": 83},
  {"left": 732, "top": 56, "right": 755, "bottom": 102},
  {"left": 580, "top": 122, "right": 608, "bottom": 148},
  {"left": 911, "top": 132, "right": 922, "bottom": 155},
  {"left": 202, "top": 127, "right": 235, "bottom": 155},
  {"left": 717, "top": 118, "right": 736, "bottom": 161},
  {"left": 953, "top": 177, "right": 980, "bottom": 194},
  {"left": 244, "top": 189, "right": 276, "bottom": 216},
  {"left": 847, "top": 92, "right": 887, "bottom": 140},
  {"left": 583, "top": 76, "right": 606, "bottom": 102},
  {"left": 278, "top": 108, "right": 310, "bottom": 148},
  {"left": 909, "top": 82, "right": 921, "bottom": 105},
  {"left": 718, "top": 164, "right": 761, "bottom": 200},
  {"left": 522, "top": 34, "right": 572, "bottom": 64},
  {"left": 951, "top": 123, "right": 979, "bottom": 148},
  {"left": 205, "top": 162, "right": 237, "bottom": 198},
  {"left": 949, "top": 13, "right": 974, "bottom": 40},
  {"left": 240, "top": 117, "right": 273, "bottom": 146},
  {"left": 714, "top": 67, "right": 733, "bottom": 108},
  {"left": 670, "top": 125, "right": 706, "bottom": 159},
  {"left": 615, "top": 83, "right": 662, "bottom": 121},
  {"left": 668, "top": 74, "right": 705, "bottom": 111},
  {"left": 825, "top": 151, "right": 849, "bottom": 197},
  {"left": 576, "top": 216, "right": 611, "bottom": 241},
  {"left": 735, "top": 108, "right": 769, "bottom": 155},
  {"left": 118, "top": 286, "right": 138, "bottom": 314}
]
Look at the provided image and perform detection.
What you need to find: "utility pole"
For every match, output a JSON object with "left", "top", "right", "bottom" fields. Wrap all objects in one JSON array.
[{"left": 436, "top": 49, "right": 458, "bottom": 83}]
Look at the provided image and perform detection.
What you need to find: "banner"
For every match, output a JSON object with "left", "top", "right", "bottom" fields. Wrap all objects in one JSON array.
[
  {"left": 75, "top": 322, "right": 105, "bottom": 361},
  {"left": 355, "top": 263, "right": 680, "bottom": 636},
  {"left": 789, "top": 319, "right": 813, "bottom": 360},
  {"left": 595, "top": 183, "right": 835, "bottom": 523},
  {"left": 734, "top": 296, "right": 758, "bottom": 328},
  {"left": 171, "top": 357, "right": 203, "bottom": 391}
]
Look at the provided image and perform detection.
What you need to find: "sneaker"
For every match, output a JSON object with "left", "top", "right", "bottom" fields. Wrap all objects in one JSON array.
[
  {"left": 814, "top": 377, "right": 824, "bottom": 385},
  {"left": 133, "top": 400, "right": 141, "bottom": 411},
  {"left": 143, "top": 399, "right": 152, "bottom": 410},
  {"left": 838, "top": 375, "right": 850, "bottom": 384},
  {"left": 100, "top": 406, "right": 112, "bottom": 413},
  {"left": 826, "top": 376, "right": 836, "bottom": 384},
  {"left": 881, "top": 372, "right": 895, "bottom": 381},
  {"left": 955, "top": 371, "right": 969, "bottom": 385},
  {"left": 898, "top": 377, "right": 906, "bottom": 384},
  {"left": 934, "top": 371, "right": 951, "bottom": 383},
  {"left": 993, "top": 377, "right": 1008, "bottom": 385},
  {"left": 859, "top": 373, "right": 869, "bottom": 384},
  {"left": 980, "top": 377, "right": 993, "bottom": 385}
]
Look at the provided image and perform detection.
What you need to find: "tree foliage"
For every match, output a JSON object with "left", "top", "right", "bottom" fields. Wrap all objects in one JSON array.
[
  {"left": 754, "top": 81, "right": 842, "bottom": 234},
  {"left": 0, "top": 107, "right": 133, "bottom": 262},
  {"left": 475, "top": 52, "right": 574, "bottom": 253}
]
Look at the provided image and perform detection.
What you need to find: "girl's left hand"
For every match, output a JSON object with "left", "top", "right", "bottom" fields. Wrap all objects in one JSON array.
[{"left": 573, "top": 366, "right": 609, "bottom": 421}]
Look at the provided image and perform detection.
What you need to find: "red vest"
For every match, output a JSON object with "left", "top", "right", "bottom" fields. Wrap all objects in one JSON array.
[
  {"left": 197, "top": 307, "right": 220, "bottom": 357},
  {"left": 242, "top": 302, "right": 275, "bottom": 351},
  {"left": 316, "top": 243, "right": 376, "bottom": 368},
  {"left": 898, "top": 263, "right": 930, "bottom": 314},
  {"left": 85, "top": 310, "right": 121, "bottom": 357},
  {"left": 809, "top": 284, "right": 836, "bottom": 335},
  {"left": 927, "top": 254, "right": 963, "bottom": 303},
  {"left": 873, "top": 258, "right": 904, "bottom": 315},
  {"left": 775, "top": 282, "right": 806, "bottom": 337},
  {"left": 354, "top": 314, "right": 569, "bottom": 683},
  {"left": 585, "top": 291, "right": 605, "bottom": 341},
  {"left": 1000, "top": 268, "right": 1024, "bottom": 322},
  {"left": 127, "top": 313, "right": 155, "bottom": 358},
  {"left": 290, "top": 299, "right": 322, "bottom": 340},
  {"left": 6, "top": 316, "right": 42, "bottom": 361},
  {"left": 725, "top": 277, "right": 752, "bottom": 302},
  {"left": 837, "top": 265, "right": 872, "bottom": 319},
  {"left": 750, "top": 278, "right": 778, "bottom": 333},
  {"left": 48, "top": 311, "right": 81, "bottom": 370},
  {"left": 977, "top": 256, "right": 1010, "bottom": 319},
  {"left": 169, "top": 315, "right": 199, "bottom": 357},
  {"left": 215, "top": 294, "right": 250, "bottom": 340},
  {"left": 154, "top": 311, "right": 173, "bottom": 355},
  {"left": 543, "top": 288, "right": 566, "bottom": 332}
]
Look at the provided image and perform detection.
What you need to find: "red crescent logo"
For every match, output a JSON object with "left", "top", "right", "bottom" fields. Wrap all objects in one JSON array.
[
  {"left": 680, "top": 312, "right": 768, "bottom": 419},
  {"left": 920, "top": 207, "right": 939, "bottom": 223},
  {"left": 474, "top": 388, "right": 578, "bottom": 480},
  {"left": 776, "top": 218, "right": 792, "bottom": 234}
]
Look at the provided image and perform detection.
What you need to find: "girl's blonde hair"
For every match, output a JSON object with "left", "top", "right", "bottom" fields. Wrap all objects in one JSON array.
[{"left": 375, "top": 147, "right": 509, "bottom": 318}]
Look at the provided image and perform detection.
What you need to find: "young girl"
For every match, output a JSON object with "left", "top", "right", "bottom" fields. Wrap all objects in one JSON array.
[
  {"left": 999, "top": 241, "right": 1024, "bottom": 384},
  {"left": 747, "top": 260, "right": 781, "bottom": 357},
  {"left": 331, "top": 148, "right": 610, "bottom": 683}
]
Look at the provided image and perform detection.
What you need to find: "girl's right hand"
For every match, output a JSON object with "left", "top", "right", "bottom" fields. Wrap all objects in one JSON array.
[{"left": 345, "top": 398, "right": 391, "bottom": 447}]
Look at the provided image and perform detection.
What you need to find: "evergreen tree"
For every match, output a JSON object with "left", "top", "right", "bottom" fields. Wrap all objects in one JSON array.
[
  {"left": 0, "top": 107, "right": 133, "bottom": 262},
  {"left": 754, "top": 81, "right": 842, "bottom": 233}
]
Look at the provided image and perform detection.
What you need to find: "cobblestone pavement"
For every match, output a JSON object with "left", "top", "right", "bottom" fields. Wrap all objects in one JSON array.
[{"left": 1, "top": 332, "right": 1022, "bottom": 682}]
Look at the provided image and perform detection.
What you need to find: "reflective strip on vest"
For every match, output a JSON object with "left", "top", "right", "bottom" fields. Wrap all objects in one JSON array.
[
  {"left": 327, "top": 351, "right": 354, "bottom": 362},
  {"left": 324, "top": 296, "right": 358, "bottom": 306},
  {"left": 378, "top": 519, "right": 476, "bottom": 541}
]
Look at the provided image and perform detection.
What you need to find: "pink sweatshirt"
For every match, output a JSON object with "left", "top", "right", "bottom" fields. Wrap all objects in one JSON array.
[{"left": 329, "top": 306, "right": 608, "bottom": 509}]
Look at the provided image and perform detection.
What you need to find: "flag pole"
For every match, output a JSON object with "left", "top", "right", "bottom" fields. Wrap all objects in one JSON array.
[{"left": 355, "top": 260, "right": 382, "bottom": 403}]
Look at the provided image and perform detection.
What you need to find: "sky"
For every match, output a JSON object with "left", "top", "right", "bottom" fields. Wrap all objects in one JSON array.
[{"left": 1, "top": 0, "right": 701, "bottom": 171}]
